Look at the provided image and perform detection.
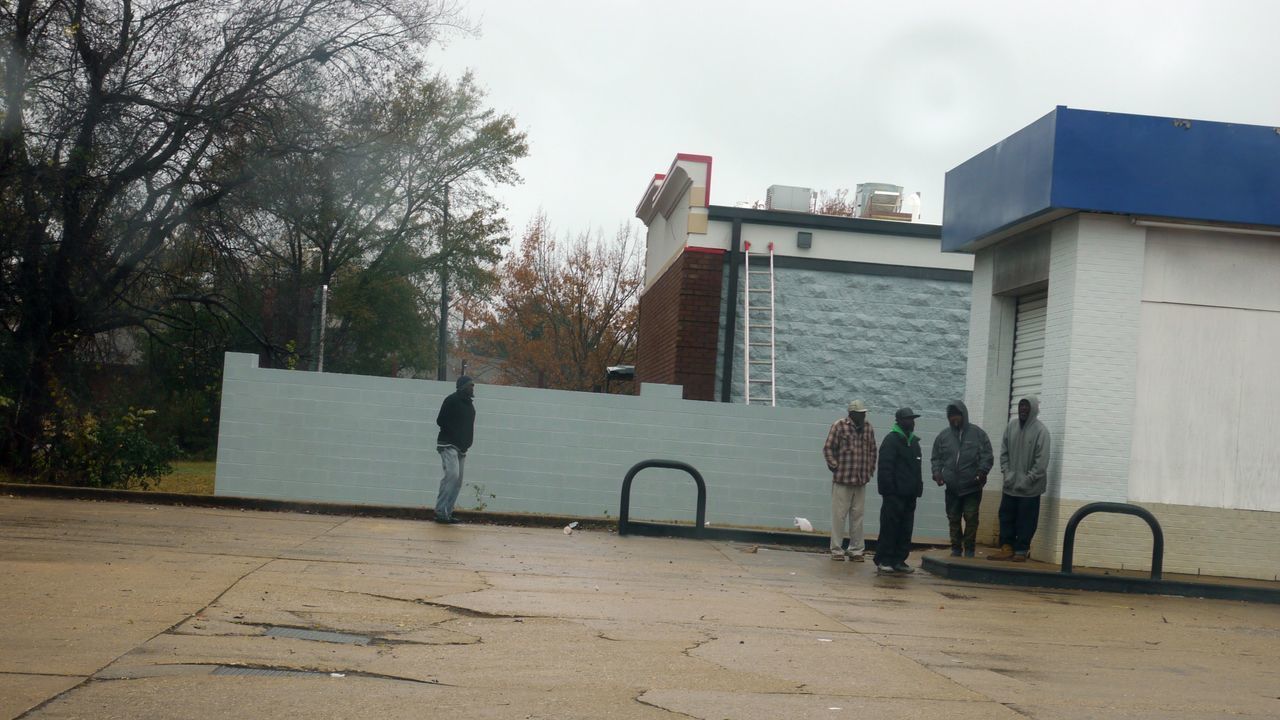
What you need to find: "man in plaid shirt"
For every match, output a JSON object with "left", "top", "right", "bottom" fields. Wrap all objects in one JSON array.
[{"left": 823, "top": 400, "right": 877, "bottom": 561}]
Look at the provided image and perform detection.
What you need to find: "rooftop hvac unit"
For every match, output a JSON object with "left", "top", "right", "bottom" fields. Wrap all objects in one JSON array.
[
  {"left": 854, "top": 183, "right": 912, "bottom": 221},
  {"left": 766, "top": 185, "right": 813, "bottom": 213}
]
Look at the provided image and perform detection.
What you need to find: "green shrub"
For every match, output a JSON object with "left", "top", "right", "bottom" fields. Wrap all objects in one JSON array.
[{"left": 33, "top": 386, "right": 177, "bottom": 489}]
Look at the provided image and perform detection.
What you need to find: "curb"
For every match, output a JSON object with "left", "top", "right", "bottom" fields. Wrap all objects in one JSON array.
[{"left": 921, "top": 554, "right": 1280, "bottom": 604}]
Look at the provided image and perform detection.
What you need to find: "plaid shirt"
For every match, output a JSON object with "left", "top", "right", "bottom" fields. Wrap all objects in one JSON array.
[{"left": 823, "top": 417, "right": 877, "bottom": 485}]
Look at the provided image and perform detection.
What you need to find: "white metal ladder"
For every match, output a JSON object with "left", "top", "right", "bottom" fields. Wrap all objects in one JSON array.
[{"left": 742, "top": 241, "right": 776, "bottom": 406}]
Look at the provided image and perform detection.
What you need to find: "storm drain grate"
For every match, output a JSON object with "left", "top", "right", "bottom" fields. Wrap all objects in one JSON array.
[
  {"left": 264, "top": 626, "right": 371, "bottom": 645},
  {"left": 212, "top": 666, "right": 336, "bottom": 678}
]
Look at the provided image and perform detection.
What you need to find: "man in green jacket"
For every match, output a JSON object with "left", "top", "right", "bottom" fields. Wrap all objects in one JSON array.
[
  {"left": 874, "top": 408, "right": 924, "bottom": 574},
  {"left": 931, "top": 401, "right": 994, "bottom": 558},
  {"left": 991, "top": 396, "right": 1051, "bottom": 562}
]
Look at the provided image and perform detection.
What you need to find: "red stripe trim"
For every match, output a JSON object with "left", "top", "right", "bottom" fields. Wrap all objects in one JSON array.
[{"left": 685, "top": 246, "right": 725, "bottom": 255}]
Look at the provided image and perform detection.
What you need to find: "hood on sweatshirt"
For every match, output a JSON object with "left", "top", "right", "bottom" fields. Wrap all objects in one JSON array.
[
  {"left": 1019, "top": 396, "right": 1040, "bottom": 425},
  {"left": 946, "top": 400, "right": 969, "bottom": 430}
]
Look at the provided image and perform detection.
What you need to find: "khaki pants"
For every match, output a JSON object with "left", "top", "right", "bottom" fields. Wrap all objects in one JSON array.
[{"left": 830, "top": 482, "right": 866, "bottom": 555}]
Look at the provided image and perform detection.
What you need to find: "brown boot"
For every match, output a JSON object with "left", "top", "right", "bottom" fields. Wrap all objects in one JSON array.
[
  {"left": 988, "top": 544, "right": 1015, "bottom": 561},
  {"left": 1011, "top": 551, "right": 1029, "bottom": 563}
]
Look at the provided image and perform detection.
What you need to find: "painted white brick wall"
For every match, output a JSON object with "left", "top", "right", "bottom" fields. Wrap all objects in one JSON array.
[
  {"left": 1038, "top": 218, "right": 1079, "bottom": 510},
  {"left": 1056, "top": 214, "right": 1147, "bottom": 503},
  {"left": 1026, "top": 215, "right": 1148, "bottom": 559}
]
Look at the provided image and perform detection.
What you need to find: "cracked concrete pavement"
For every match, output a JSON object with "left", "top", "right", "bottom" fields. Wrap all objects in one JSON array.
[{"left": 2, "top": 496, "right": 1278, "bottom": 719}]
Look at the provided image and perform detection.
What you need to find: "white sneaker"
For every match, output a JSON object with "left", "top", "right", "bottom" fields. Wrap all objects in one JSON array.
[
  {"left": 830, "top": 551, "right": 846, "bottom": 561},
  {"left": 876, "top": 564, "right": 897, "bottom": 573},
  {"left": 847, "top": 553, "right": 865, "bottom": 563}
]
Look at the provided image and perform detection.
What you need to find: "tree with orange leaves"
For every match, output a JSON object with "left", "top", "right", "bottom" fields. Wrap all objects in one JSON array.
[{"left": 459, "top": 216, "right": 641, "bottom": 392}]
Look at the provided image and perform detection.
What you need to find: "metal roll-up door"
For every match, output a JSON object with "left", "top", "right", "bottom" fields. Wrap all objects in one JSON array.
[{"left": 1009, "top": 290, "right": 1047, "bottom": 419}]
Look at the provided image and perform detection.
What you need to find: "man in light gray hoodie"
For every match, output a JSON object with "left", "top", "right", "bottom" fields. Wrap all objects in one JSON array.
[{"left": 991, "top": 396, "right": 1051, "bottom": 562}]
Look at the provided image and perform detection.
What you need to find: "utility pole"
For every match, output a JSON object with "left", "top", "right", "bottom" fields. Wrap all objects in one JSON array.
[
  {"left": 317, "top": 284, "right": 328, "bottom": 372},
  {"left": 436, "top": 184, "right": 450, "bottom": 381}
]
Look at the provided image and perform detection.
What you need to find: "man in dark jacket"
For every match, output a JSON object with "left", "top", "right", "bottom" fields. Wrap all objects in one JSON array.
[
  {"left": 874, "top": 407, "right": 924, "bottom": 574},
  {"left": 931, "top": 401, "right": 994, "bottom": 558},
  {"left": 434, "top": 376, "right": 476, "bottom": 524}
]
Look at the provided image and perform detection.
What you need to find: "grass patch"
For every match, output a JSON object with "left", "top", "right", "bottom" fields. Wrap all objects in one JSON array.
[
  {"left": 0, "top": 460, "right": 215, "bottom": 494},
  {"left": 149, "top": 461, "right": 215, "bottom": 495}
]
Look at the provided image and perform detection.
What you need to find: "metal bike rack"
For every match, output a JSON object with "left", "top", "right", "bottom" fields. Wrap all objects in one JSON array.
[
  {"left": 1060, "top": 502, "right": 1164, "bottom": 580},
  {"left": 618, "top": 460, "right": 706, "bottom": 537}
]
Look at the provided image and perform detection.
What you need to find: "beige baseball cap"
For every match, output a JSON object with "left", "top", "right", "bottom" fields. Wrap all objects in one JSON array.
[{"left": 847, "top": 400, "right": 868, "bottom": 413}]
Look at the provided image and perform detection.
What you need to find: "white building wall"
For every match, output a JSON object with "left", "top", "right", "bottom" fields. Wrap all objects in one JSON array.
[
  {"left": 644, "top": 209, "right": 700, "bottom": 289},
  {"left": 1049, "top": 214, "right": 1148, "bottom": 503},
  {"left": 702, "top": 220, "right": 970, "bottom": 272},
  {"left": 1018, "top": 215, "right": 1146, "bottom": 558},
  {"left": 963, "top": 251, "right": 995, "bottom": 426},
  {"left": 960, "top": 216, "right": 1279, "bottom": 578},
  {"left": 1129, "top": 228, "right": 1280, "bottom": 512},
  {"left": 1037, "top": 219, "right": 1078, "bottom": 502},
  {"left": 963, "top": 249, "right": 1018, "bottom": 438}
]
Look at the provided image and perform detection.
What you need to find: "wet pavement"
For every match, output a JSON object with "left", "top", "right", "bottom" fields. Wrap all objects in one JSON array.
[{"left": 2, "top": 496, "right": 1278, "bottom": 719}]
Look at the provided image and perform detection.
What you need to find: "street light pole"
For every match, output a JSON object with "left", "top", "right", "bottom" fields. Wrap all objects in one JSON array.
[
  {"left": 436, "top": 185, "right": 450, "bottom": 381},
  {"left": 317, "top": 284, "right": 328, "bottom": 372}
]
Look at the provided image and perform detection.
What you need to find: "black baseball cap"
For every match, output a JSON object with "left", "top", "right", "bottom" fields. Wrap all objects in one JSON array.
[{"left": 894, "top": 407, "right": 921, "bottom": 421}]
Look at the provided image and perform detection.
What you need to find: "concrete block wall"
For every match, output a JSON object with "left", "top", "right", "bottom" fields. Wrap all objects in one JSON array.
[
  {"left": 715, "top": 264, "right": 971, "bottom": 417},
  {"left": 216, "top": 352, "right": 955, "bottom": 539}
]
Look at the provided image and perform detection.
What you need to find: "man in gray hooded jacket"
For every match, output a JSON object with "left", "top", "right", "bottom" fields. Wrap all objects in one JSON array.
[
  {"left": 931, "top": 401, "right": 994, "bottom": 558},
  {"left": 991, "top": 396, "right": 1051, "bottom": 561}
]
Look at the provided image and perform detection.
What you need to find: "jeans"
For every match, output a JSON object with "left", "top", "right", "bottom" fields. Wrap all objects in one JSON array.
[
  {"left": 874, "top": 495, "right": 917, "bottom": 567},
  {"left": 830, "top": 483, "right": 866, "bottom": 555},
  {"left": 944, "top": 487, "right": 982, "bottom": 551},
  {"left": 997, "top": 493, "right": 1041, "bottom": 553},
  {"left": 436, "top": 445, "right": 466, "bottom": 520}
]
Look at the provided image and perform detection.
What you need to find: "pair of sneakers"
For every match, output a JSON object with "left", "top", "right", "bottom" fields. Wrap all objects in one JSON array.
[
  {"left": 875, "top": 562, "right": 915, "bottom": 574},
  {"left": 831, "top": 550, "right": 865, "bottom": 562}
]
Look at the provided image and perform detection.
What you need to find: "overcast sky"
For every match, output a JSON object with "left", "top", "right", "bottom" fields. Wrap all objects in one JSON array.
[{"left": 430, "top": 0, "right": 1280, "bottom": 237}]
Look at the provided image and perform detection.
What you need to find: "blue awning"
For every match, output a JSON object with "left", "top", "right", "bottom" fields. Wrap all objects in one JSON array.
[{"left": 942, "top": 107, "right": 1280, "bottom": 252}]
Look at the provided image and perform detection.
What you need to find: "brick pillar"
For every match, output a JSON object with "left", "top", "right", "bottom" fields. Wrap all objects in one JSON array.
[{"left": 636, "top": 248, "right": 725, "bottom": 401}]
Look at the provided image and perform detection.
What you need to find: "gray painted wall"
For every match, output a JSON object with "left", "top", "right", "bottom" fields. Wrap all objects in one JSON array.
[
  {"left": 215, "top": 352, "right": 956, "bottom": 539},
  {"left": 715, "top": 264, "right": 971, "bottom": 416}
]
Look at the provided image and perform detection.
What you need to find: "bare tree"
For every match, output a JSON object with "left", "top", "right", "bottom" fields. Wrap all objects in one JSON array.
[{"left": 0, "top": 0, "right": 465, "bottom": 467}]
